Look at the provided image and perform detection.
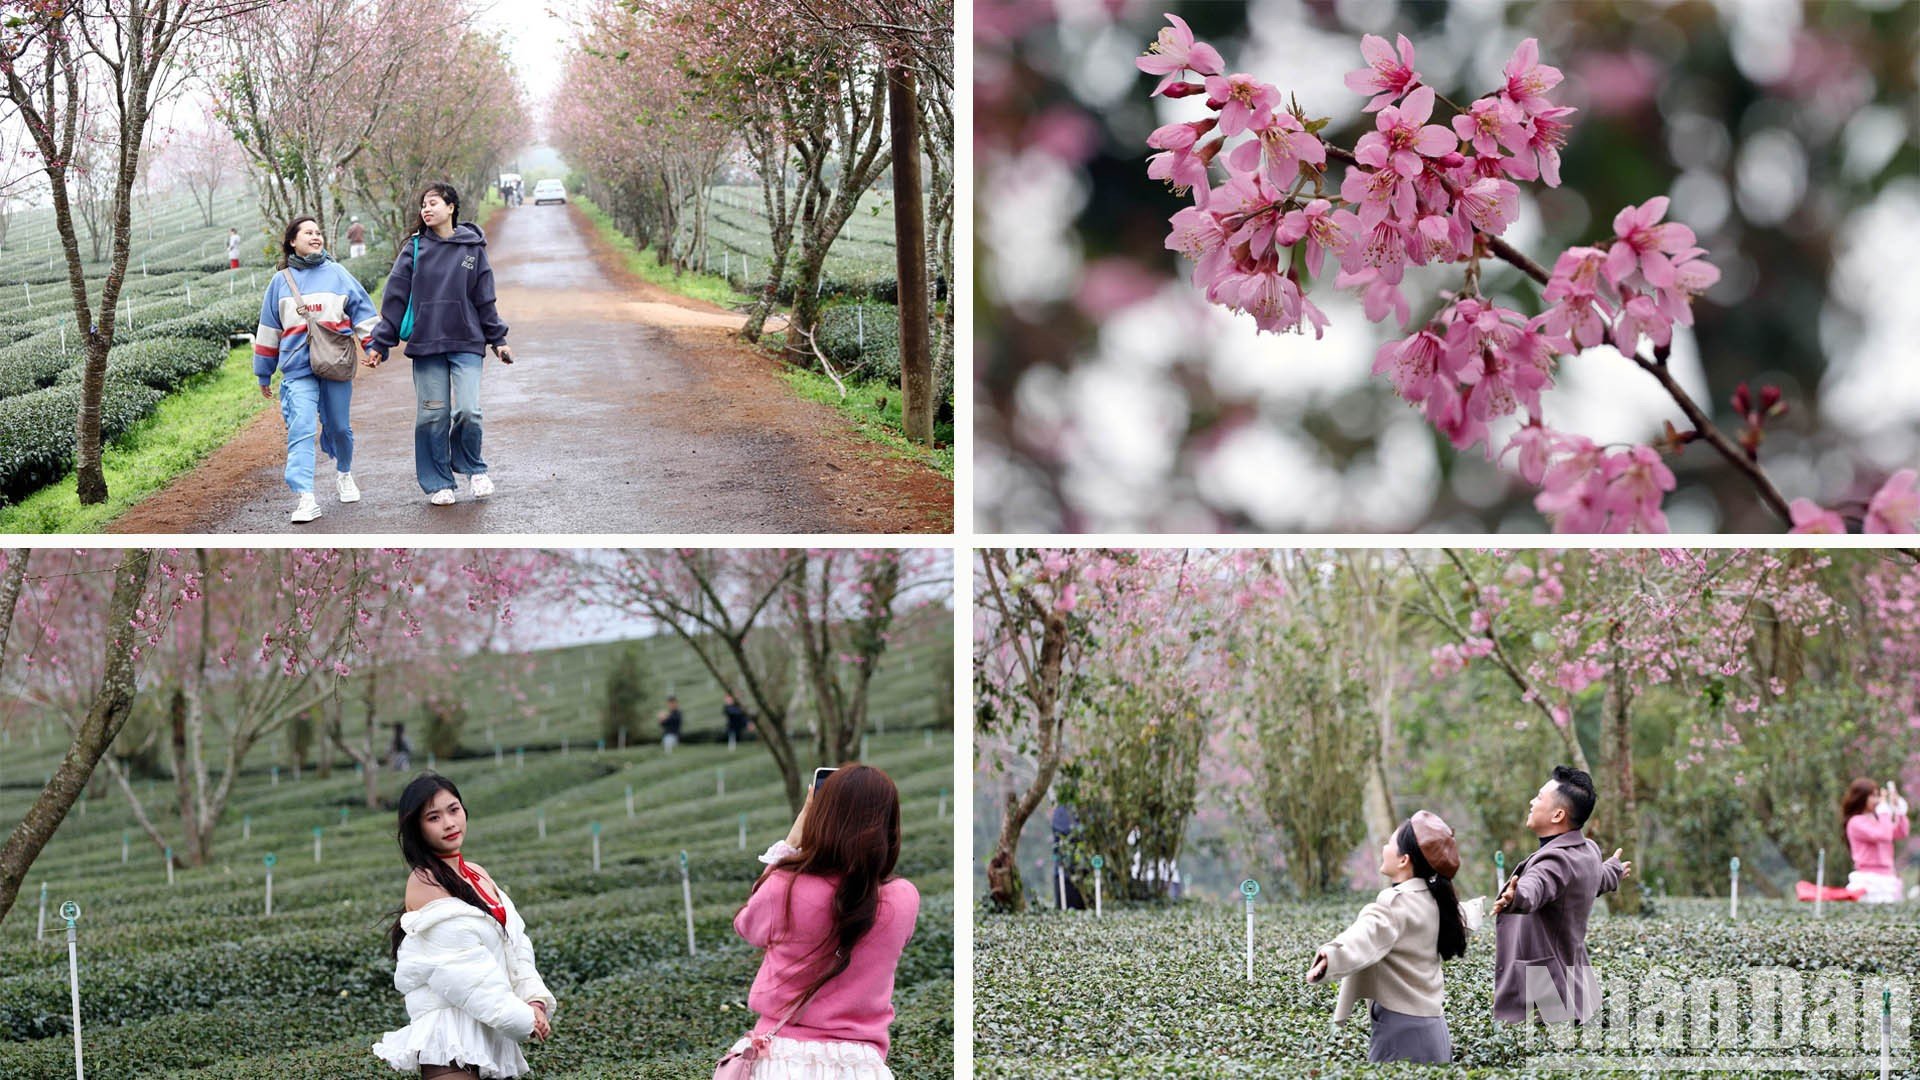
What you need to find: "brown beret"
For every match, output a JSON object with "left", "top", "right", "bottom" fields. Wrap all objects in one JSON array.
[{"left": 1410, "top": 809, "right": 1460, "bottom": 880}]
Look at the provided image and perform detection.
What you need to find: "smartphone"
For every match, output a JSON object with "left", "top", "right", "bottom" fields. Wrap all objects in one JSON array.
[{"left": 812, "top": 766, "right": 837, "bottom": 791}]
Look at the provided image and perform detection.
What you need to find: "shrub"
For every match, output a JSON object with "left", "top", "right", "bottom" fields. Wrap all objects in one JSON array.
[
  {"left": 0, "top": 332, "right": 80, "bottom": 400},
  {"left": 0, "top": 380, "right": 164, "bottom": 504},
  {"left": 54, "top": 335, "right": 225, "bottom": 393},
  {"left": 143, "top": 294, "right": 263, "bottom": 345}
]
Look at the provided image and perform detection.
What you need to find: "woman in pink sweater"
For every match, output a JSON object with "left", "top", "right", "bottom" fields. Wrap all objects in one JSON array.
[
  {"left": 722, "top": 764, "right": 920, "bottom": 1079},
  {"left": 1843, "top": 777, "right": 1911, "bottom": 904}
]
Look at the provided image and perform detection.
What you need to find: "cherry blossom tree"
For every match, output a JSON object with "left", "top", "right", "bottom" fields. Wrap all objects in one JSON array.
[
  {"left": 147, "top": 101, "right": 247, "bottom": 227},
  {"left": 1135, "top": 19, "right": 1916, "bottom": 534},
  {"left": 574, "top": 549, "right": 948, "bottom": 812},
  {"left": 1, "top": 0, "right": 264, "bottom": 504}
]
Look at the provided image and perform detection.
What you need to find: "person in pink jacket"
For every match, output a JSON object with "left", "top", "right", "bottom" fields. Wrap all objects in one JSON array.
[
  {"left": 1843, "top": 777, "right": 1911, "bottom": 903},
  {"left": 724, "top": 764, "right": 921, "bottom": 1079}
]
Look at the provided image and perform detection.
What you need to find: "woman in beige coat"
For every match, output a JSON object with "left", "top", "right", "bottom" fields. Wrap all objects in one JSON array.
[{"left": 1305, "top": 810, "right": 1482, "bottom": 1064}]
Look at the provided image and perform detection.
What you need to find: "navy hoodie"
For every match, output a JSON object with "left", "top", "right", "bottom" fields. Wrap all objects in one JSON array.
[{"left": 370, "top": 222, "right": 509, "bottom": 358}]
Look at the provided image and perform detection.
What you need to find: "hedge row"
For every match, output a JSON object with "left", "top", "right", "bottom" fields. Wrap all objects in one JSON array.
[{"left": 0, "top": 379, "right": 166, "bottom": 503}]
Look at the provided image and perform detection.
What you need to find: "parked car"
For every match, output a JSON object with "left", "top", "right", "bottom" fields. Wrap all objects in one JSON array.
[{"left": 533, "top": 179, "right": 567, "bottom": 206}]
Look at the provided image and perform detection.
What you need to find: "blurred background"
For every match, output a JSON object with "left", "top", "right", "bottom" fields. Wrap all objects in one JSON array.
[{"left": 975, "top": 0, "right": 1920, "bottom": 532}]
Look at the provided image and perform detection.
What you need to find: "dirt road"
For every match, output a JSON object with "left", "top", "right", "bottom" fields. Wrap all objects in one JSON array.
[{"left": 110, "top": 203, "right": 950, "bottom": 534}]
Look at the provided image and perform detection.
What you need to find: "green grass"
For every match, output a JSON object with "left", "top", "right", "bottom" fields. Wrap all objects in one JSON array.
[
  {"left": 573, "top": 194, "right": 755, "bottom": 308},
  {"left": 0, "top": 345, "right": 270, "bottom": 533},
  {"left": 780, "top": 367, "right": 955, "bottom": 478}
]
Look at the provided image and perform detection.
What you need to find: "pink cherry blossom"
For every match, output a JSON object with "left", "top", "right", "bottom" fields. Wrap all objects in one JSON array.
[
  {"left": 1787, "top": 499, "right": 1847, "bottom": 534},
  {"left": 1372, "top": 329, "right": 1452, "bottom": 404},
  {"left": 1605, "top": 196, "right": 1697, "bottom": 289},
  {"left": 1602, "top": 445, "right": 1676, "bottom": 532},
  {"left": 1203, "top": 73, "right": 1280, "bottom": 137},
  {"left": 1541, "top": 245, "right": 1616, "bottom": 349},
  {"left": 1137, "top": 13, "right": 1225, "bottom": 96},
  {"left": 1453, "top": 176, "right": 1521, "bottom": 234},
  {"left": 1519, "top": 103, "right": 1576, "bottom": 187},
  {"left": 1273, "top": 198, "right": 1355, "bottom": 278},
  {"left": 1535, "top": 435, "right": 1610, "bottom": 532},
  {"left": 1503, "top": 420, "right": 1555, "bottom": 484},
  {"left": 1451, "top": 96, "right": 1526, "bottom": 158},
  {"left": 1353, "top": 86, "right": 1457, "bottom": 178},
  {"left": 1502, "top": 37, "right": 1564, "bottom": 115},
  {"left": 1339, "top": 163, "right": 1417, "bottom": 231},
  {"left": 1344, "top": 32, "right": 1422, "bottom": 112},
  {"left": 1610, "top": 291, "right": 1672, "bottom": 353},
  {"left": 1865, "top": 469, "right": 1920, "bottom": 534},
  {"left": 1226, "top": 111, "right": 1326, "bottom": 190}
]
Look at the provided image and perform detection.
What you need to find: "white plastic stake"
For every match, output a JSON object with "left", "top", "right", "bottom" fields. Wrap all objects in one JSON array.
[
  {"left": 1882, "top": 987, "right": 1892, "bottom": 1080},
  {"left": 925, "top": 730, "right": 933, "bottom": 749},
  {"left": 1092, "top": 855, "right": 1104, "bottom": 918},
  {"left": 1056, "top": 865, "right": 1066, "bottom": 910},
  {"left": 165, "top": 848, "right": 174, "bottom": 886},
  {"left": 38, "top": 881, "right": 47, "bottom": 942},
  {"left": 121, "top": 833, "right": 128, "bottom": 865},
  {"left": 728, "top": 733, "right": 736, "bottom": 752},
  {"left": 1495, "top": 850, "right": 1506, "bottom": 900},
  {"left": 1729, "top": 856, "right": 1739, "bottom": 921},
  {"left": 1242, "top": 879, "right": 1260, "bottom": 982},
  {"left": 717, "top": 768, "right": 725, "bottom": 797},
  {"left": 517, "top": 747, "right": 525, "bottom": 770},
  {"left": 626, "top": 785, "right": 634, "bottom": 818},
  {"left": 738, "top": 813, "right": 747, "bottom": 850},
  {"left": 313, "top": 827, "right": 322, "bottom": 863},
  {"left": 537, "top": 807, "right": 546, "bottom": 840},
  {"left": 243, "top": 815, "right": 251, "bottom": 842},
  {"left": 263, "top": 853, "right": 276, "bottom": 916},
  {"left": 61, "top": 901, "right": 83, "bottom": 1080},
  {"left": 680, "top": 850, "right": 696, "bottom": 955},
  {"left": 861, "top": 735, "right": 869, "bottom": 761},
  {"left": 591, "top": 822, "right": 601, "bottom": 872},
  {"left": 271, "top": 766, "right": 279, "bottom": 787},
  {"left": 1815, "top": 849, "right": 1825, "bottom": 919}
]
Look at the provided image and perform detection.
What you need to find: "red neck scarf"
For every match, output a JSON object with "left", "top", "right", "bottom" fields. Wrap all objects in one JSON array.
[{"left": 449, "top": 853, "right": 506, "bottom": 928}]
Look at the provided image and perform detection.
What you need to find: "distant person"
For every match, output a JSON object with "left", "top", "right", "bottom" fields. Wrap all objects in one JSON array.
[
  {"left": 255, "top": 215, "right": 377, "bottom": 523},
  {"left": 723, "top": 693, "right": 751, "bottom": 743},
  {"left": 1843, "top": 778, "right": 1910, "bottom": 903},
  {"left": 1490, "top": 765, "right": 1632, "bottom": 1025},
  {"left": 366, "top": 181, "right": 514, "bottom": 507},
  {"left": 658, "top": 695, "right": 683, "bottom": 752},
  {"left": 373, "top": 774, "right": 555, "bottom": 1079},
  {"left": 1308, "top": 811, "right": 1480, "bottom": 1064},
  {"left": 390, "top": 722, "right": 413, "bottom": 772},
  {"left": 721, "top": 765, "right": 919, "bottom": 1078},
  {"left": 227, "top": 227, "right": 241, "bottom": 269},
  {"left": 348, "top": 216, "right": 367, "bottom": 259},
  {"left": 1049, "top": 804, "right": 1085, "bottom": 909}
]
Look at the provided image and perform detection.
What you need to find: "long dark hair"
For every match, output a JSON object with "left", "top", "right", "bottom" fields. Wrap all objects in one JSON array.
[
  {"left": 279, "top": 215, "right": 319, "bottom": 269},
  {"left": 1842, "top": 777, "right": 1879, "bottom": 838},
  {"left": 1396, "top": 819, "right": 1466, "bottom": 962},
  {"left": 745, "top": 764, "right": 902, "bottom": 1003},
  {"left": 384, "top": 772, "right": 496, "bottom": 959},
  {"left": 411, "top": 181, "right": 461, "bottom": 240}
]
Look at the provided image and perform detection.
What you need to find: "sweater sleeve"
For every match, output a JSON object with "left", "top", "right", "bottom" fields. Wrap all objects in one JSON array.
[
  {"left": 253, "top": 277, "right": 283, "bottom": 384},
  {"left": 419, "top": 918, "right": 537, "bottom": 1041},
  {"left": 1597, "top": 851, "right": 1625, "bottom": 896},
  {"left": 469, "top": 246, "right": 508, "bottom": 346},
  {"left": 1319, "top": 896, "right": 1401, "bottom": 980},
  {"left": 735, "top": 871, "right": 792, "bottom": 949},
  {"left": 344, "top": 269, "right": 380, "bottom": 350},
  {"left": 371, "top": 242, "right": 413, "bottom": 351},
  {"left": 1507, "top": 850, "right": 1572, "bottom": 914}
]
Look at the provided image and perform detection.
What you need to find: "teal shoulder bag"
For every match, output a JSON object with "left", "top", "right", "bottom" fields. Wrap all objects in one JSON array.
[{"left": 398, "top": 235, "right": 419, "bottom": 339}]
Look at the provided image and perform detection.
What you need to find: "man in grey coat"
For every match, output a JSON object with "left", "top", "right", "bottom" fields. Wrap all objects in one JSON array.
[{"left": 1490, "top": 765, "right": 1633, "bottom": 1025}]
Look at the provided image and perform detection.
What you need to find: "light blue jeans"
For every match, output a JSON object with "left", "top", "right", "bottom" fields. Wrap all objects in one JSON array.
[
  {"left": 410, "top": 352, "right": 486, "bottom": 493},
  {"left": 279, "top": 374, "right": 354, "bottom": 494}
]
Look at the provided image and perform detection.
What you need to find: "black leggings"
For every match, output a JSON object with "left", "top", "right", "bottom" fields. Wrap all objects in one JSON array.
[{"left": 420, "top": 1064, "right": 480, "bottom": 1080}]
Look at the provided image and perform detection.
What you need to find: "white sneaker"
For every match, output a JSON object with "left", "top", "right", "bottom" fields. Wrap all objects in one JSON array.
[
  {"left": 429, "top": 488, "right": 456, "bottom": 506},
  {"left": 469, "top": 474, "right": 494, "bottom": 499},
  {"left": 290, "top": 493, "right": 321, "bottom": 523},
  {"left": 336, "top": 472, "right": 361, "bottom": 503}
]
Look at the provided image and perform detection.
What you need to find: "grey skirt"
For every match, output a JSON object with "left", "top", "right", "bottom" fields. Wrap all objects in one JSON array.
[{"left": 1368, "top": 1000, "right": 1452, "bottom": 1064}]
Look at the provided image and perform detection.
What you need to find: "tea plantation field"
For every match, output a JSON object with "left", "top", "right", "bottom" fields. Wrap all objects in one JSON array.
[
  {"left": 0, "top": 627, "right": 956, "bottom": 1078},
  {"left": 685, "top": 185, "right": 904, "bottom": 302},
  {"left": 974, "top": 897, "right": 1918, "bottom": 1078},
  {"left": 0, "top": 192, "right": 388, "bottom": 507}
]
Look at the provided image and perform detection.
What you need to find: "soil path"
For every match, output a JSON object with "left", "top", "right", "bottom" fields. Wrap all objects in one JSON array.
[{"left": 110, "top": 203, "right": 951, "bottom": 534}]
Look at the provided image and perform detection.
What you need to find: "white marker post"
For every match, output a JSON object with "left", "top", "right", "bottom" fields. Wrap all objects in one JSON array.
[
  {"left": 517, "top": 747, "right": 525, "bottom": 770},
  {"left": 121, "top": 832, "right": 128, "bottom": 865},
  {"left": 938, "top": 787, "right": 948, "bottom": 821},
  {"left": 1729, "top": 856, "right": 1739, "bottom": 921},
  {"left": 271, "top": 766, "right": 279, "bottom": 787},
  {"left": 313, "top": 827, "right": 323, "bottom": 864},
  {"left": 1815, "top": 848, "right": 1825, "bottom": 919},
  {"left": 680, "top": 850, "right": 697, "bottom": 956},
  {"left": 165, "top": 848, "right": 174, "bottom": 886},
  {"left": 1881, "top": 987, "right": 1892, "bottom": 1080},
  {"left": 1091, "top": 855, "right": 1104, "bottom": 918},
  {"left": 738, "top": 813, "right": 747, "bottom": 851},
  {"left": 596, "top": 739, "right": 605, "bottom": 754},
  {"left": 861, "top": 735, "right": 869, "bottom": 761},
  {"left": 1495, "top": 851, "right": 1505, "bottom": 900},
  {"left": 537, "top": 807, "right": 546, "bottom": 840},
  {"left": 61, "top": 901, "right": 83, "bottom": 1080},
  {"left": 626, "top": 785, "right": 634, "bottom": 818},
  {"left": 591, "top": 822, "right": 601, "bottom": 872},
  {"left": 1056, "top": 865, "right": 1066, "bottom": 911},
  {"left": 428, "top": 753, "right": 436, "bottom": 770},
  {"left": 1241, "top": 879, "right": 1260, "bottom": 983},
  {"left": 340, "top": 807, "right": 349, "bottom": 828},
  {"left": 728, "top": 733, "right": 736, "bottom": 752},
  {"left": 263, "top": 853, "right": 276, "bottom": 916},
  {"left": 717, "top": 768, "right": 725, "bottom": 797},
  {"left": 38, "top": 881, "right": 48, "bottom": 942},
  {"left": 243, "top": 815, "right": 251, "bottom": 842}
]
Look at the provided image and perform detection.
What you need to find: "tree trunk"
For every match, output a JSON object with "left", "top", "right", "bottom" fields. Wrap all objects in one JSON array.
[
  {"left": 1602, "top": 619, "right": 1641, "bottom": 914},
  {"left": 0, "top": 549, "right": 29, "bottom": 666},
  {"left": 0, "top": 551, "right": 153, "bottom": 922},
  {"left": 987, "top": 606, "right": 1068, "bottom": 913},
  {"left": 888, "top": 55, "right": 932, "bottom": 444}
]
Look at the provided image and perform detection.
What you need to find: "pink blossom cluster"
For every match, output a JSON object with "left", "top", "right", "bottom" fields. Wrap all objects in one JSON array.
[{"left": 1138, "top": 18, "right": 1748, "bottom": 533}]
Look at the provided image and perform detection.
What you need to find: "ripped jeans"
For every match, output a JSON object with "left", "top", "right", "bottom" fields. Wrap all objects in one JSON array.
[{"left": 409, "top": 351, "right": 486, "bottom": 494}]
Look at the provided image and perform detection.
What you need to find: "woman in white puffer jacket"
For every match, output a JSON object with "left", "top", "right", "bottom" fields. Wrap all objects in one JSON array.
[{"left": 373, "top": 773, "right": 557, "bottom": 1079}]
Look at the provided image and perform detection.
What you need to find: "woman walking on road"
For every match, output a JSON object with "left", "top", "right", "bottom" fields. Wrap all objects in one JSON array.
[
  {"left": 367, "top": 181, "right": 515, "bottom": 506},
  {"left": 254, "top": 216, "right": 378, "bottom": 523}
]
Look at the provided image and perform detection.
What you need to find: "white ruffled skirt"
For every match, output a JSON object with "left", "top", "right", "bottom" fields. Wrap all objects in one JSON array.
[
  {"left": 372, "top": 1007, "right": 530, "bottom": 1079},
  {"left": 723, "top": 1035, "right": 893, "bottom": 1079},
  {"left": 1849, "top": 870, "right": 1904, "bottom": 904}
]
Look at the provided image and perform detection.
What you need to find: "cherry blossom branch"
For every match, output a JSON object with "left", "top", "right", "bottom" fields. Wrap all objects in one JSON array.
[
  {"left": 1625, "top": 350, "right": 1791, "bottom": 522},
  {"left": 1326, "top": 142, "right": 1552, "bottom": 285}
]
